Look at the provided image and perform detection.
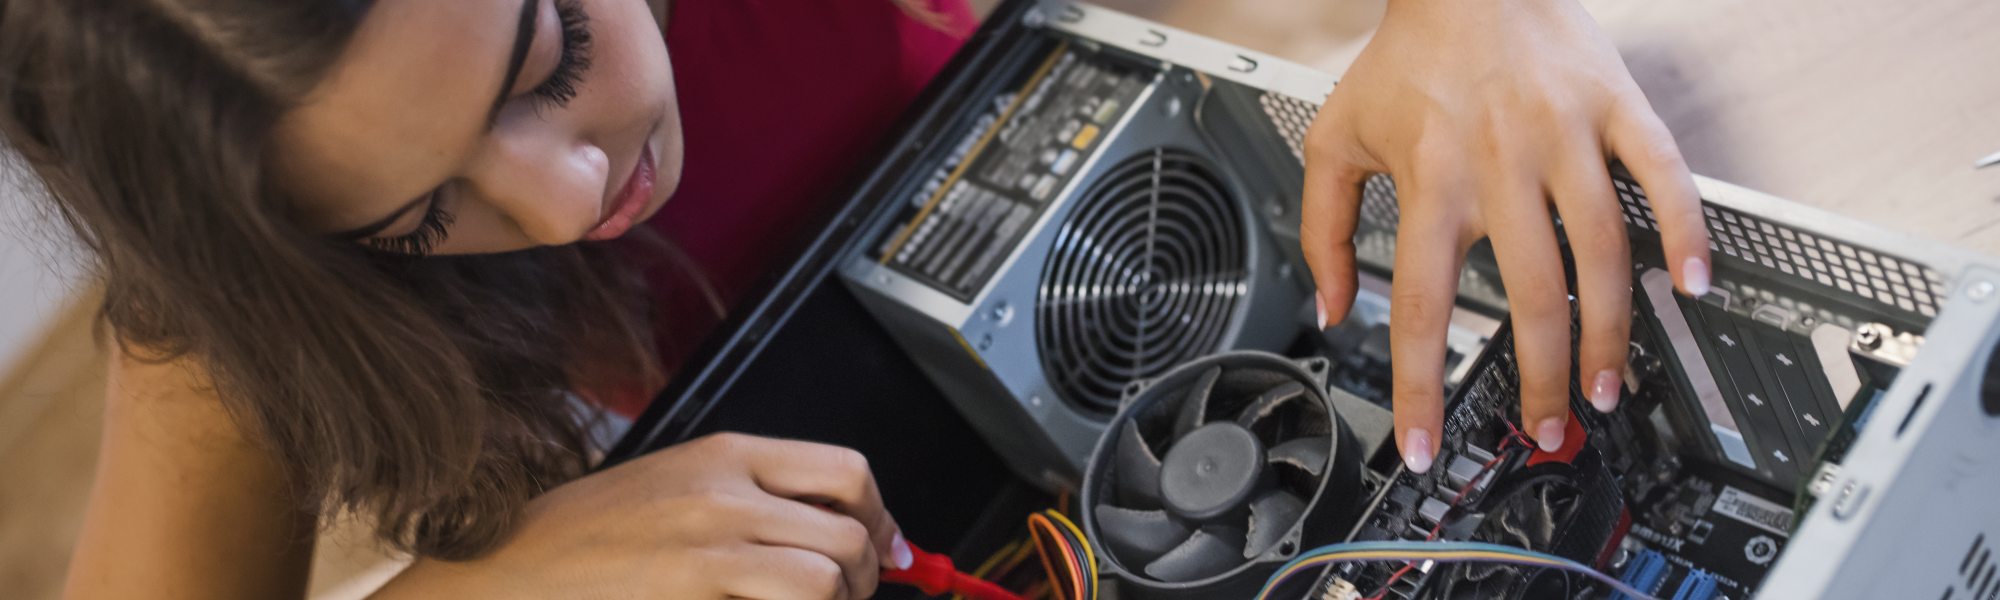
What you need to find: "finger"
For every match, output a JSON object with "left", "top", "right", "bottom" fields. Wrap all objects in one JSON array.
[
  {"left": 1484, "top": 178, "right": 1575, "bottom": 453},
  {"left": 722, "top": 435, "right": 902, "bottom": 570},
  {"left": 715, "top": 545, "right": 848, "bottom": 600},
  {"left": 1299, "top": 131, "right": 1371, "bottom": 330},
  {"left": 1606, "top": 100, "right": 1711, "bottom": 297},
  {"left": 741, "top": 495, "right": 879, "bottom": 600},
  {"left": 1385, "top": 175, "right": 1469, "bottom": 474},
  {"left": 1550, "top": 149, "right": 1633, "bottom": 414}
]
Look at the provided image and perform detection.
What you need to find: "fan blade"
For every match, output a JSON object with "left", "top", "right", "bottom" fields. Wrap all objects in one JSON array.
[
  {"left": 1268, "top": 436, "right": 1331, "bottom": 477},
  {"left": 1234, "top": 381, "right": 1305, "bottom": 429},
  {"left": 1115, "top": 420, "right": 1164, "bottom": 509},
  {"left": 1143, "top": 525, "right": 1246, "bottom": 583},
  {"left": 1093, "top": 505, "right": 1192, "bottom": 567},
  {"left": 1244, "top": 490, "right": 1306, "bottom": 558},
  {"left": 1172, "top": 366, "right": 1223, "bottom": 441}
]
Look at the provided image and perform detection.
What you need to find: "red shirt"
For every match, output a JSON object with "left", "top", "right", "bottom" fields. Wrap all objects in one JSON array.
[{"left": 617, "top": 0, "right": 975, "bottom": 417}]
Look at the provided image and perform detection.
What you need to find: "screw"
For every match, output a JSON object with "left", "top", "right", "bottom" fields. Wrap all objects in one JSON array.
[{"left": 1855, "top": 326, "right": 1882, "bottom": 350}]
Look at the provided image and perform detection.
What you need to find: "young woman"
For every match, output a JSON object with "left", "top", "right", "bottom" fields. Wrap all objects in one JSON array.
[
  {"left": 0, "top": 0, "right": 1707, "bottom": 598},
  {"left": 9, "top": 1, "right": 950, "bottom": 598}
]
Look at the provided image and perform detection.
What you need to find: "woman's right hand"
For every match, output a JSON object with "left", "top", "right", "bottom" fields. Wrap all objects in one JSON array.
[{"left": 374, "top": 432, "right": 905, "bottom": 600}]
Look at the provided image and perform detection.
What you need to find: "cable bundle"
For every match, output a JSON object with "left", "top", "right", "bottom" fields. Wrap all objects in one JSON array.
[
  {"left": 1027, "top": 510, "right": 1097, "bottom": 600},
  {"left": 1252, "top": 541, "right": 1661, "bottom": 600}
]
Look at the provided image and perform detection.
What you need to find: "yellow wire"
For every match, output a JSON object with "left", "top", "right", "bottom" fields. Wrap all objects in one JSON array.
[
  {"left": 972, "top": 540, "right": 1022, "bottom": 578},
  {"left": 950, "top": 539, "right": 1024, "bottom": 600},
  {"left": 997, "top": 539, "right": 1038, "bottom": 575}
]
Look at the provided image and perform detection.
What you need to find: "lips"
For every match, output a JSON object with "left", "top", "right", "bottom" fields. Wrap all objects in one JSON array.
[{"left": 583, "top": 144, "right": 656, "bottom": 241}]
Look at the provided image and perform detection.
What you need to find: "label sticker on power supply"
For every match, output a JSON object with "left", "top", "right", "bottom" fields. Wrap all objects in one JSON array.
[
  {"left": 875, "top": 45, "right": 1152, "bottom": 301},
  {"left": 1712, "top": 485, "right": 1794, "bottom": 538}
]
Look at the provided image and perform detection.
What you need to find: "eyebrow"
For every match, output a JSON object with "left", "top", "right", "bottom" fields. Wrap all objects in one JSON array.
[
  {"left": 332, "top": 0, "right": 537, "bottom": 241},
  {"left": 488, "top": 0, "right": 540, "bottom": 128}
]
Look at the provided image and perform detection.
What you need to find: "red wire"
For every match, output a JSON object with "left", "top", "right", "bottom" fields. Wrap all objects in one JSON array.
[
  {"left": 1493, "top": 405, "right": 1538, "bottom": 451},
  {"left": 1366, "top": 563, "right": 1416, "bottom": 600},
  {"left": 1425, "top": 452, "right": 1507, "bottom": 539},
  {"left": 1365, "top": 402, "right": 1545, "bottom": 600},
  {"left": 1368, "top": 435, "right": 1517, "bottom": 600}
]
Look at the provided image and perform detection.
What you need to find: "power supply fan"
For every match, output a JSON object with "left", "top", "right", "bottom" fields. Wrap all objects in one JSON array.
[
  {"left": 1037, "top": 148, "right": 1247, "bottom": 412},
  {"left": 1081, "top": 352, "right": 1364, "bottom": 599}
]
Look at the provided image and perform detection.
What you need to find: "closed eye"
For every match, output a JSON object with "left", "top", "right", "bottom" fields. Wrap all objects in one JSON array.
[
  {"left": 526, "top": 0, "right": 592, "bottom": 111},
  {"left": 364, "top": 189, "right": 454, "bottom": 256}
]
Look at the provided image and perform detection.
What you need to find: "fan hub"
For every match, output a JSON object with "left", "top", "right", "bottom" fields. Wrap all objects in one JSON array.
[{"left": 1160, "top": 422, "right": 1264, "bottom": 521}]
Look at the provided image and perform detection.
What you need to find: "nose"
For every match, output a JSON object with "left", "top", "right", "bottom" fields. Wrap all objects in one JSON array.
[{"left": 464, "top": 131, "right": 611, "bottom": 247}]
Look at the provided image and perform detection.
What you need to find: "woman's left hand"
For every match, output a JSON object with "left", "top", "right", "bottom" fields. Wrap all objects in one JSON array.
[{"left": 1299, "top": 0, "right": 1712, "bottom": 473}]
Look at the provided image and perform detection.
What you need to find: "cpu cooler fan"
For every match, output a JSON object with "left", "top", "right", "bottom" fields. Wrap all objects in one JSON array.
[{"left": 1081, "top": 351, "right": 1364, "bottom": 599}]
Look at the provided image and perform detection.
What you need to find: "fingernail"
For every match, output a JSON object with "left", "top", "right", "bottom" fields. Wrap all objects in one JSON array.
[
  {"left": 1315, "top": 291, "right": 1328, "bottom": 331},
  {"left": 1537, "top": 418, "right": 1566, "bottom": 453},
  {"left": 1682, "top": 257, "right": 1711, "bottom": 297},
  {"left": 1403, "top": 428, "right": 1434, "bottom": 473},
  {"left": 1590, "top": 369, "right": 1621, "bottom": 412},
  {"left": 890, "top": 532, "right": 913, "bottom": 570}
]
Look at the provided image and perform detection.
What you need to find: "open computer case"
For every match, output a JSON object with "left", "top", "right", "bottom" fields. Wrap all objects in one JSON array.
[{"left": 607, "top": 2, "right": 2000, "bottom": 598}]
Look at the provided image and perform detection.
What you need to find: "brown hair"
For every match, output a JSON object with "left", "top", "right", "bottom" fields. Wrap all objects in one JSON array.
[{"left": 0, "top": 0, "right": 660, "bottom": 559}]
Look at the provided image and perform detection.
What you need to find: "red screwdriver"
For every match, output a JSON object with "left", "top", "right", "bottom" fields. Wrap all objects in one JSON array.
[{"left": 880, "top": 536, "right": 1025, "bottom": 600}]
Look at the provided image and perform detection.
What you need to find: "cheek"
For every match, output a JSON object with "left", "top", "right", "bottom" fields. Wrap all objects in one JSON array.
[
  {"left": 589, "top": 0, "right": 675, "bottom": 107},
  {"left": 657, "top": 70, "right": 684, "bottom": 200},
  {"left": 632, "top": 73, "right": 682, "bottom": 226}
]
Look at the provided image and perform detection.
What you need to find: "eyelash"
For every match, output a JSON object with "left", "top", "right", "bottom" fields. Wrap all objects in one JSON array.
[
  {"left": 365, "top": 192, "right": 454, "bottom": 256},
  {"left": 529, "top": 0, "right": 593, "bottom": 111}
]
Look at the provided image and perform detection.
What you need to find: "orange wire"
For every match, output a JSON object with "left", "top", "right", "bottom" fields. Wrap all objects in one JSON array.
[
  {"left": 1027, "top": 513, "right": 1087, "bottom": 600},
  {"left": 1026, "top": 514, "right": 1073, "bottom": 600}
]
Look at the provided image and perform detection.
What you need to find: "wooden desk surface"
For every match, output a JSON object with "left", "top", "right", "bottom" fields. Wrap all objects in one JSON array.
[{"left": 1093, "top": 0, "right": 2000, "bottom": 255}]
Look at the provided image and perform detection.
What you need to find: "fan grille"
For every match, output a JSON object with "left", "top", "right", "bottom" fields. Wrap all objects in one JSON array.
[{"left": 1037, "top": 148, "right": 1248, "bottom": 412}]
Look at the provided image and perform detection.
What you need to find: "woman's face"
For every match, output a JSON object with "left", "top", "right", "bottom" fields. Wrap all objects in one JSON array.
[{"left": 272, "top": 0, "right": 680, "bottom": 255}]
